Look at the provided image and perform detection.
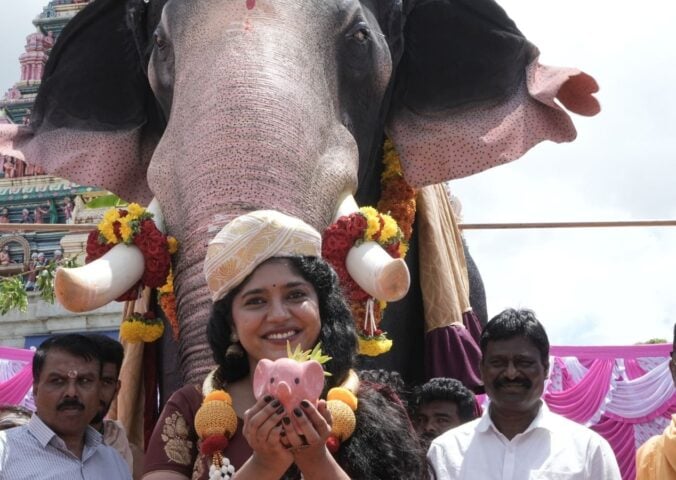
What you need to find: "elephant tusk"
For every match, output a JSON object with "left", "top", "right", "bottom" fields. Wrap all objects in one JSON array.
[
  {"left": 345, "top": 241, "right": 410, "bottom": 302},
  {"left": 55, "top": 245, "right": 145, "bottom": 312},
  {"left": 54, "top": 198, "right": 166, "bottom": 312},
  {"left": 333, "top": 191, "right": 410, "bottom": 302}
]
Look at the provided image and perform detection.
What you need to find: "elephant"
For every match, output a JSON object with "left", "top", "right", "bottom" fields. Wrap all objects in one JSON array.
[{"left": 0, "top": 0, "right": 598, "bottom": 400}]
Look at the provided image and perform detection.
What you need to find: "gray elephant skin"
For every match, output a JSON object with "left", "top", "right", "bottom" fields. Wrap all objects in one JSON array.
[{"left": 0, "top": 0, "right": 599, "bottom": 396}]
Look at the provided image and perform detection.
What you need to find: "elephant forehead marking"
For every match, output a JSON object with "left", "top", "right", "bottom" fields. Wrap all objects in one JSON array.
[{"left": 246, "top": 0, "right": 255, "bottom": 9}]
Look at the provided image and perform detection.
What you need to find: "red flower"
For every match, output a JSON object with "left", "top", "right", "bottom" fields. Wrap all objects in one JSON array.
[
  {"left": 85, "top": 229, "right": 113, "bottom": 263},
  {"left": 346, "top": 213, "right": 367, "bottom": 238}
]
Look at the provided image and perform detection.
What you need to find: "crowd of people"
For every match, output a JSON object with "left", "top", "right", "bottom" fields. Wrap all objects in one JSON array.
[
  {"left": 0, "top": 210, "right": 673, "bottom": 479},
  {"left": 0, "top": 197, "right": 74, "bottom": 225}
]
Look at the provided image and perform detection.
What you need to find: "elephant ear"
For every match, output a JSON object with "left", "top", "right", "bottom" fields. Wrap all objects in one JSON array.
[
  {"left": 252, "top": 359, "right": 275, "bottom": 400},
  {"left": 0, "top": 0, "right": 162, "bottom": 205},
  {"left": 387, "top": 0, "right": 600, "bottom": 187}
]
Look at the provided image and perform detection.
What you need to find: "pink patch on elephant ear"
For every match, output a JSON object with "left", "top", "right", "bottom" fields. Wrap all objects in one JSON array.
[
  {"left": 386, "top": 58, "right": 600, "bottom": 188},
  {"left": 0, "top": 124, "right": 155, "bottom": 205},
  {"left": 526, "top": 62, "right": 600, "bottom": 116},
  {"left": 253, "top": 358, "right": 275, "bottom": 400},
  {"left": 299, "top": 361, "right": 326, "bottom": 403}
]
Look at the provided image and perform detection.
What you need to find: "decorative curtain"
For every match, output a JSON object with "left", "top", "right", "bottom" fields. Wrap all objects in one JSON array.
[
  {"left": 0, "top": 346, "right": 35, "bottom": 409},
  {"left": 545, "top": 344, "right": 675, "bottom": 480}
]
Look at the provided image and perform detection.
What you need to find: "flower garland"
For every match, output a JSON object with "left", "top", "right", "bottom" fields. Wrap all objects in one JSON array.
[
  {"left": 120, "top": 311, "right": 165, "bottom": 343},
  {"left": 85, "top": 203, "right": 173, "bottom": 302},
  {"left": 322, "top": 138, "right": 416, "bottom": 356},
  {"left": 323, "top": 207, "right": 405, "bottom": 354},
  {"left": 158, "top": 233, "right": 180, "bottom": 340}
]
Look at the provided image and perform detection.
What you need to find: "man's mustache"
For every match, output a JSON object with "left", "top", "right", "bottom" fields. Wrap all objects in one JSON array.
[
  {"left": 494, "top": 377, "right": 532, "bottom": 389},
  {"left": 57, "top": 399, "right": 85, "bottom": 411}
]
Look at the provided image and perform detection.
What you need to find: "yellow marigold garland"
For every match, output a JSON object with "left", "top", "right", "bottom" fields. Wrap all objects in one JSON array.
[{"left": 120, "top": 312, "right": 165, "bottom": 343}]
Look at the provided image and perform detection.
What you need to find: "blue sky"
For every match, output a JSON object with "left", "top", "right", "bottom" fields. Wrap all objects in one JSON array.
[{"left": 2, "top": 0, "right": 674, "bottom": 345}]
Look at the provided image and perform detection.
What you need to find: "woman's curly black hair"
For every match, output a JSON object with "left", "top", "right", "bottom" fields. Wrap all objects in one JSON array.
[
  {"left": 338, "top": 384, "right": 429, "bottom": 479},
  {"left": 207, "top": 256, "right": 357, "bottom": 389}
]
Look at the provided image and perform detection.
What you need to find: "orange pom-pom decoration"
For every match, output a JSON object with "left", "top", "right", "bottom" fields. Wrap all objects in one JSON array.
[
  {"left": 194, "top": 397, "right": 238, "bottom": 440},
  {"left": 205, "top": 390, "right": 232, "bottom": 404},
  {"left": 327, "top": 399, "right": 356, "bottom": 441},
  {"left": 327, "top": 387, "right": 358, "bottom": 411}
]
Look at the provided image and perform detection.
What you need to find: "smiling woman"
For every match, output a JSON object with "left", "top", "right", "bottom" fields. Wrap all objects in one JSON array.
[{"left": 143, "top": 210, "right": 426, "bottom": 480}]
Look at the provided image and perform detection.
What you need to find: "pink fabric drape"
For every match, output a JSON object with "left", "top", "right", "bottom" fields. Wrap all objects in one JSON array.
[
  {"left": 545, "top": 358, "right": 614, "bottom": 424},
  {"left": 0, "top": 347, "right": 34, "bottom": 405},
  {"left": 545, "top": 343, "right": 675, "bottom": 480}
]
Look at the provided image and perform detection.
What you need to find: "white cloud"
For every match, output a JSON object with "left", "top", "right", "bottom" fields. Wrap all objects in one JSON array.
[{"left": 453, "top": 0, "right": 676, "bottom": 345}]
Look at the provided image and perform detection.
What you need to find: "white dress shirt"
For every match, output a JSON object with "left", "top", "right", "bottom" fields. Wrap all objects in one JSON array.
[
  {"left": 428, "top": 402, "right": 621, "bottom": 480},
  {"left": 0, "top": 414, "right": 131, "bottom": 480}
]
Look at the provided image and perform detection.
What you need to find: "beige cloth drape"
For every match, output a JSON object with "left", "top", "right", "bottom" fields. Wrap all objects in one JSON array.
[
  {"left": 416, "top": 183, "right": 473, "bottom": 333},
  {"left": 109, "top": 288, "right": 152, "bottom": 449}
]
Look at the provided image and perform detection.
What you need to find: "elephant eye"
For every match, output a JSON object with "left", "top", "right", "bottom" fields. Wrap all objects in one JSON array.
[
  {"left": 270, "top": 377, "right": 275, "bottom": 384},
  {"left": 154, "top": 32, "right": 166, "bottom": 50},
  {"left": 347, "top": 22, "right": 370, "bottom": 45},
  {"left": 294, "top": 378, "right": 300, "bottom": 384}
]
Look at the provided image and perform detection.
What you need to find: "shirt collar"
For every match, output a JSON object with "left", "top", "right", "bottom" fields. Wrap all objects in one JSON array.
[
  {"left": 28, "top": 414, "right": 103, "bottom": 449},
  {"left": 476, "top": 400, "right": 555, "bottom": 435}
]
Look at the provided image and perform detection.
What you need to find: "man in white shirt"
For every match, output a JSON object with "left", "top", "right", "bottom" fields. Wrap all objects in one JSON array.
[
  {"left": 428, "top": 308, "right": 621, "bottom": 480},
  {"left": 0, "top": 334, "right": 131, "bottom": 479}
]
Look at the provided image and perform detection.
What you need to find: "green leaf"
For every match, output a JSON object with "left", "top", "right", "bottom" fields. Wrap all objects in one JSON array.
[
  {"left": 0, "top": 276, "right": 28, "bottom": 315},
  {"left": 85, "top": 194, "right": 126, "bottom": 209}
]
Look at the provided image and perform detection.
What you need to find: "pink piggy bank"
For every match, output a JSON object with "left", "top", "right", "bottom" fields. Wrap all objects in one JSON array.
[{"left": 253, "top": 358, "right": 325, "bottom": 414}]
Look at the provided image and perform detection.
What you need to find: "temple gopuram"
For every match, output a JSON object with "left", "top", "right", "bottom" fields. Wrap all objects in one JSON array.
[{"left": 0, "top": 0, "right": 123, "bottom": 348}]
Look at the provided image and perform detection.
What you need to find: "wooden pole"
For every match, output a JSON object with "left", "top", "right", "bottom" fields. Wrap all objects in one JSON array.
[{"left": 459, "top": 220, "right": 676, "bottom": 230}]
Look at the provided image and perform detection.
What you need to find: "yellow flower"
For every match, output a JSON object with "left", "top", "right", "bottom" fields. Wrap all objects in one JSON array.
[
  {"left": 102, "top": 208, "right": 120, "bottom": 224},
  {"left": 398, "top": 241, "right": 408, "bottom": 259},
  {"left": 99, "top": 222, "right": 118, "bottom": 244},
  {"left": 381, "top": 139, "right": 403, "bottom": 181},
  {"left": 158, "top": 270, "right": 174, "bottom": 296},
  {"left": 126, "top": 203, "right": 146, "bottom": 219},
  {"left": 167, "top": 236, "right": 179, "bottom": 254},
  {"left": 360, "top": 207, "right": 381, "bottom": 241},
  {"left": 117, "top": 216, "right": 134, "bottom": 244},
  {"left": 120, "top": 319, "right": 144, "bottom": 343},
  {"left": 358, "top": 336, "right": 393, "bottom": 356},
  {"left": 378, "top": 214, "right": 399, "bottom": 244},
  {"left": 120, "top": 317, "right": 164, "bottom": 343},
  {"left": 140, "top": 322, "right": 164, "bottom": 342}
]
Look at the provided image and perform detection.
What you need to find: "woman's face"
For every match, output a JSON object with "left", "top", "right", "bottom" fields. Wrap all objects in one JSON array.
[{"left": 231, "top": 258, "right": 322, "bottom": 367}]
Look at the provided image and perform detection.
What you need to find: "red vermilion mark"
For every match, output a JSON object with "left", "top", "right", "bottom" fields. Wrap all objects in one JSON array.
[{"left": 246, "top": 0, "right": 255, "bottom": 9}]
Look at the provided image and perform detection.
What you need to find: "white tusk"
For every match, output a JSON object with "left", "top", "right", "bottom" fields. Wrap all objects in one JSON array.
[
  {"left": 55, "top": 245, "right": 145, "bottom": 312},
  {"left": 54, "top": 198, "right": 165, "bottom": 312},
  {"left": 332, "top": 191, "right": 410, "bottom": 302},
  {"left": 346, "top": 241, "right": 410, "bottom": 302}
]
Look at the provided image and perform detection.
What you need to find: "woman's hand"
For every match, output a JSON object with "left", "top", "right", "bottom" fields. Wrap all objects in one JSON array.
[
  {"left": 281, "top": 399, "right": 348, "bottom": 479},
  {"left": 240, "top": 395, "right": 293, "bottom": 475},
  {"left": 281, "top": 399, "right": 332, "bottom": 456}
]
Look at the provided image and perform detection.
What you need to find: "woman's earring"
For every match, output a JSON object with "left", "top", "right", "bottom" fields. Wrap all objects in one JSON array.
[{"left": 226, "top": 332, "right": 243, "bottom": 359}]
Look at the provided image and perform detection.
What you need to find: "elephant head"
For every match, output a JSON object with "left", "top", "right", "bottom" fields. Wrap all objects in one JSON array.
[{"left": 0, "top": 0, "right": 599, "bottom": 385}]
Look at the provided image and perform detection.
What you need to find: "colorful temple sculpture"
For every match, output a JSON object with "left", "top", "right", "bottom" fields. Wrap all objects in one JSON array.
[{"left": 0, "top": 0, "right": 122, "bottom": 347}]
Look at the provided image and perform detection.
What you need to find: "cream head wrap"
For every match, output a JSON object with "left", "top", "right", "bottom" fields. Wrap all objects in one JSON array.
[{"left": 204, "top": 210, "right": 322, "bottom": 302}]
